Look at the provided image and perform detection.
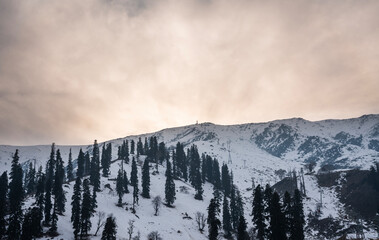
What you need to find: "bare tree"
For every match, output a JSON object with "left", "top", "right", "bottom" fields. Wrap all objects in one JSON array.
[
  {"left": 127, "top": 220, "right": 135, "bottom": 240},
  {"left": 152, "top": 195, "right": 162, "bottom": 216},
  {"left": 132, "top": 231, "right": 141, "bottom": 240},
  {"left": 94, "top": 211, "right": 106, "bottom": 236},
  {"left": 195, "top": 212, "right": 206, "bottom": 233},
  {"left": 147, "top": 231, "right": 162, "bottom": 240}
]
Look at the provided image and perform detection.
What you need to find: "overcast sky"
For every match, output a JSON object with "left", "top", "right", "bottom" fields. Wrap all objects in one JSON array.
[{"left": 0, "top": 0, "right": 378, "bottom": 145}]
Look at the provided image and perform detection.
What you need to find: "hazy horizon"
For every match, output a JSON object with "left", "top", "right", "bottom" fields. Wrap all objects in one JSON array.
[{"left": 1, "top": 0, "right": 379, "bottom": 145}]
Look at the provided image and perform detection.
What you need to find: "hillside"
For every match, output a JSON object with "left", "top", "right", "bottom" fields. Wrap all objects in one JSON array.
[{"left": 1, "top": 114, "right": 379, "bottom": 239}]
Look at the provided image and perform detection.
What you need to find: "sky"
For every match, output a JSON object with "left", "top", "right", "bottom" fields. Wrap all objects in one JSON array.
[{"left": 0, "top": 0, "right": 379, "bottom": 145}]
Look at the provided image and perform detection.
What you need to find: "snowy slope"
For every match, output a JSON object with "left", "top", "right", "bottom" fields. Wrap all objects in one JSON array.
[{"left": 2, "top": 114, "right": 379, "bottom": 239}]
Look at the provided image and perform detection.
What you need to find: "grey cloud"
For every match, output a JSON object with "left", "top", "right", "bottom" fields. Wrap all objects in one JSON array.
[{"left": 0, "top": 0, "right": 378, "bottom": 145}]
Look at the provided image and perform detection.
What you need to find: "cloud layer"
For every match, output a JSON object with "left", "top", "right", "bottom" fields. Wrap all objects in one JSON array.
[{"left": 1, "top": 0, "right": 379, "bottom": 145}]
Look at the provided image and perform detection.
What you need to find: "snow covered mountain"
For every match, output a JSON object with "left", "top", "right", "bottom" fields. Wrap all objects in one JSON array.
[{"left": 1, "top": 114, "right": 379, "bottom": 239}]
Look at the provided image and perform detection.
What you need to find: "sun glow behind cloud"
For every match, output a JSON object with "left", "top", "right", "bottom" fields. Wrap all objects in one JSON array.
[{"left": 0, "top": 0, "right": 378, "bottom": 145}]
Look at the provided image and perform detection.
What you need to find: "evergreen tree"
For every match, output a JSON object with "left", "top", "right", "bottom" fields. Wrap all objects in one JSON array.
[
  {"left": 21, "top": 208, "right": 33, "bottom": 240},
  {"left": 101, "top": 215, "right": 117, "bottom": 240},
  {"left": 49, "top": 200, "right": 58, "bottom": 235},
  {"left": 132, "top": 181, "right": 139, "bottom": 211},
  {"left": 81, "top": 179, "right": 92, "bottom": 238},
  {"left": 221, "top": 164, "right": 231, "bottom": 196},
  {"left": 207, "top": 197, "right": 221, "bottom": 240},
  {"left": 201, "top": 154, "right": 207, "bottom": 183},
  {"left": 21, "top": 207, "right": 43, "bottom": 240},
  {"left": 212, "top": 159, "right": 221, "bottom": 189},
  {"left": 116, "top": 169, "right": 124, "bottom": 205},
  {"left": 30, "top": 207, "right": 43, "bottom": 238},
  {"left": 84, "top": 152, "right": 91, "bottom": 176},
  {"left": 102, "top": 143, "right": 112, "bottom": 177},
  {"left": 290, "top": 189, "right": 305, "bottom": 240},
  {"left": 172, "top": 150, "right": 177, "bottom": 179},
  {"left": 142, "top": 159, "right": 150, "bottom": 198},
  {"left": 252, "top": 185, "right": 266, "bottom": 240},
  {"left": 165, "top": 160, "right": 176, "bottom": 206},
  {"left": 44, "top": 144, "right": 55, "bottom": 225},
  {"left": 269, "top": 192, "right": 286, "bottom": 240},
  {"left": 77, "top": 148, "right": 85, "bottom": 178},
  {"left": 230, "top": 184, "right": 239, "bottom": 231},
  {"left": 283, "top": 191, "right": 292, "bottom": 238},
  {"left": 34, "top": 170, "right": 45, "bottom": 221},
  {"left": 130, "top": 139, "right": 135, "bottom": 155},
  {"left": 237, "top": 215, "right": 248, "bottom": 240},
  {"left": 26, "top": 162, "right": 36, "bottom": 195},
  {"left": 264, "top": 184, "right": 273, "bottom": 228},
  {"left": 8, "top": 149, "right": 24, "bottom": 240},
  {"left": 194, "top": 169, "right": 203, "bottom": 200},
  {"left": 189, "top": 145, "right": 200, "bottom": 187},
  {"left": 157, "top": 142, "right": 166, "bottom": 164},
  {"left": 71, "top": 177, "right": 82, "bottom": 240},
  {"left": 130, "top": 157, "right": 138, "bottom": 187},
  {"left": 0, "top": 171, "right": 8, "bottom": 238},
  {"left": 54, "top": 149, "right": 66, "bottom": 214},
  {"left": 137, "top": 137, "right": 143, "bottom": 156},
  {"left": 205, "top": 155, "right": 213, "bottom": 183},
  {"left": 144, "top": 137, "right": 149, "bottom": 156},
  {"left": 123, "top": 171, "right": 129, "bottom": 194},
  {"left": 67, "top": 148, "right": 74, "bottom": 182},
  {"left": 222, "top": 195, "right": 232, "bottom": 238},
  {"left": 92, "top": 186, "right": 98, "bottom": 213},
  {"left": 90, "top": 140, "right": 101, "bottom": 192}
]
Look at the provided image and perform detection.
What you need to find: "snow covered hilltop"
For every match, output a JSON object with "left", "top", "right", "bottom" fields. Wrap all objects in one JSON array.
[{"left": 0, "top": 114, "right": 379, "bottom": 239}]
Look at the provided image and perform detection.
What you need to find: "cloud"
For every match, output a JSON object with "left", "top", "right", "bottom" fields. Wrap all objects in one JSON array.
[{"left": 0, "top": 0, "right": 378, "bottom": 145}]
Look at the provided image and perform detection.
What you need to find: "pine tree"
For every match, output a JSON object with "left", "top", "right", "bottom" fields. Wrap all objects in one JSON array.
[
  {"left": 189, "top": 145, "right": 200, "bottom": 186},
  {"left": 71, "top": 177, "right": 82, "bottom": 240},
  {"left": 116, "top": 169, "right": 124, "bottom": 205},
  {"left": 130, "top": 140, "right": 135, "bottom": 155},
  {"left": 205, "top": 155, "right": 213, "bottom": 183},
  {"left": 230, "top": 184, "right": 239, "bottom": 231},
  {"left": 90, "top": 140, "right": 101, "bottom": 192},
  {"left": 44, "top": 144, "right": 55, "bottom": 225},
  {"left": 222, "top": 195, "right": 232, "bottom": 238},
  {"left": 8, "top": 149, "right": 24, "bottom": 240},
  {"left": 77, "top": 148, "right": 85, "bottom": 178},
  {"left": 194, "top": 169, "right": 203, "bottom": 200},
  {"left": 34, "top": 170, "right": 45, "bottom": 220},
  {"left": 201, "top": 154, "right": 207, "bottom": 183},
  {"left": 0, "top": 171, "right": 8, "bottom": 239},
  {"left": 137, "top": 137, "right": 143, "bottom": 156},
  {"left": 252, "top": 185, "right": 265, "bottom": 240},
  {"left": 21, "top": 208, "right": 33, "bottom": 240},
  {"left": 92, "top": 186, "right": 98, "bottom": 213},
  {"left": 101, "top": 215, "right": 117, "bottom": 240},
  {"left": 236, "top": 189, "right": 245, "bottom": 221},
  {"left": 132, "top": 182, "right": 139, "bottom": 211},
  {"left": 237, "top": 215, "right": 248, "bottom": 240},
  {"left": 283, "top": 191, "right": 292, "bottom": 238},
  {"left": 212, "top": 159, "right": 221, "bottom": 189},
  {"left": 123, "top": 171, "right": 129, "bottom": 194},
  {"left": 290, "top": 189, "right": 305, "bottom": 240},
  {"left": 54, "top": 149, "right": 66, "bottom": 214},
  {"left": 269, "top": 192, "right": 286, "bottom": 240},
  {"left": 81, "top": 179, "right": 92, "bottom": 238},
  {"left": 142, "top": 159, "right": 150, "bottom": 198},
  {"left": 207, "top": 197, "right": 221, "bottom": 240},
  {"left": 144, "top": 137, "right": 149, "bottom": 156},
  {"left": 30, "top": 207, "right": 43, "bottom": 238},
  {"left": 165, "top": 160, "right": 176, "bottom": 206},
  {"left": 67, "top": 148, "right": 74, "bottom": 182},
  {"left": 84, "top": 152, "right": 91, "bottom": 176},
  {"left": 130, "top": 157, "right": 138, "bottom": 187},
  {"left": 157, "top": 142, "right": 166, "bottom": 164},
  {"left": 221, "top": 164, "right": 231, "bottom": 196},
  {"left": 102, "top": 143, "right": 112, "bottom": 177},
  {"left": 26, "top": 162, "right": 36, "bottom": 195},
  {"left": 49, "top": 200, "right": 58, "bottom": 235}
]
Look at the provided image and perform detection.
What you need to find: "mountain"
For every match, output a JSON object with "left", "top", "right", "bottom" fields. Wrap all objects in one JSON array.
[{"left": 1, "top": 114, "right": 379, "bottom": 239}]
